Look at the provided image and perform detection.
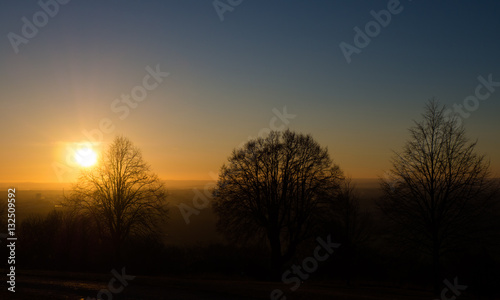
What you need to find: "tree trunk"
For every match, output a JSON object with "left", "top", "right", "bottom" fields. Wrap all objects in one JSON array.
[
  {"left": 112, "top": 234, "right": 123, "bottom": 269},
  {"left": 432, "top": 235, "right": 441, "bottom": 296},
  {"left": 269, "top": 230, "right": 283, "bottom": 281},
  {"left": 345, "top": 241, "right": 353, "bottom": 286}
]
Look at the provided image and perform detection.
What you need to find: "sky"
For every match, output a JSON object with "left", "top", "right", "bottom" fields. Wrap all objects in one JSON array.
[{"left": 0, "top": 0, "right": 499, "bottom": 183}]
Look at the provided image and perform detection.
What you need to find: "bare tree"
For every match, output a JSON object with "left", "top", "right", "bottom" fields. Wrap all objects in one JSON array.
[
  {"left": 330, "top": 178, "right": 372, "bottom": 247},
  {"left": 212, "top": 130, "right": 344, "bottom": 279},
  {"left": 378, "top": 100, "right": 499, "bottom": 294},
  {"left": 67, "top": 136, "right": 168, "bottom": 262}
]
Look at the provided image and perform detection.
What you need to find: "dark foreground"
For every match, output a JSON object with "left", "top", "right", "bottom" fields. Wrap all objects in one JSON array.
[{"left": 0, "top": 270, "right": 475, "bottom": 300}]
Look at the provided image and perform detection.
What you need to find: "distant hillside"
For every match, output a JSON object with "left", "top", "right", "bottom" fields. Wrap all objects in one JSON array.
[
  {"left": 0, "top": 180, "right": 216, "bottom": 191},
  {"left": 0, "top": 182, "right": 73, "bottom": 190},
  {"left": 0, "top": 178, "right": 386, "bottom": 191}
]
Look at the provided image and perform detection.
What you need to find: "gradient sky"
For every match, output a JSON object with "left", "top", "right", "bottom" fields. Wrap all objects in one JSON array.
[{"left": 1, "top": 0, "right": 499, "bottom": 183}]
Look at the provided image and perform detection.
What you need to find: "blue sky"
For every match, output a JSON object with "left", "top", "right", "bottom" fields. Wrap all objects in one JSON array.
[{"left": 1, "top": 0, "right": 499, "bottom": 182}]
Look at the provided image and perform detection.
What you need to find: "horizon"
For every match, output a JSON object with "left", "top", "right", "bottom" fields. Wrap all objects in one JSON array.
[{"left": 0, "top": 177, "right": 387, "bottom": 191}]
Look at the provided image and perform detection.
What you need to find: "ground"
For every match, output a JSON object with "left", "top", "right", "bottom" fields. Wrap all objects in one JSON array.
[{"left": 0, "top": 269, "right": 475, "bottom": 300}]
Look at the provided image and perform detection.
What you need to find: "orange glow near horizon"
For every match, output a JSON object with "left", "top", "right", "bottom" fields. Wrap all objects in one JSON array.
[{"left": 0, "top": 132, "right": 498, "bottom": 185}]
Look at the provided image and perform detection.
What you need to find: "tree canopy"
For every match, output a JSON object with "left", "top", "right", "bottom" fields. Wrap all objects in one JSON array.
[
  {"left": 379, "top": 100, "right": 499, "bottom": 294},
  {"left": 212, "top": 130, "right": 344, "bottom": 278},
  {"left": 67, "top": 136, "right": 168, "bottom": 260}
]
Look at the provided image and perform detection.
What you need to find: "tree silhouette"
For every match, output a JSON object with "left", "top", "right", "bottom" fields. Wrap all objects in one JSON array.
[
  {"left": 378, "top": 100, "right": 499, "bottom": 294},
  {"left": 212, "top": 130, "right": 344, "bottom": 279},
  {"left": 327, "top": 178, "right": 372, "bottom": 285},
  {"left": 67, "top": 136, "right": 168, "bottom": 263}
]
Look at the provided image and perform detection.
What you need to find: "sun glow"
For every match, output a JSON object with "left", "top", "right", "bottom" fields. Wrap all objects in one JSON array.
[{"left": 74, "top": 147, "right": 98, "bottom": 167}]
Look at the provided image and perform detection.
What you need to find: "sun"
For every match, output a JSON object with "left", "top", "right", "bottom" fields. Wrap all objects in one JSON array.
[{"left": 74, "top": 147, "right": 98, "bottom": 167}]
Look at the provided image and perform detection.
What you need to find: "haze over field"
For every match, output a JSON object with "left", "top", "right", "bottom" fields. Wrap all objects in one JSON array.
[{"left": 0, "top": 178, "right": 384, "bottom": 247}]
